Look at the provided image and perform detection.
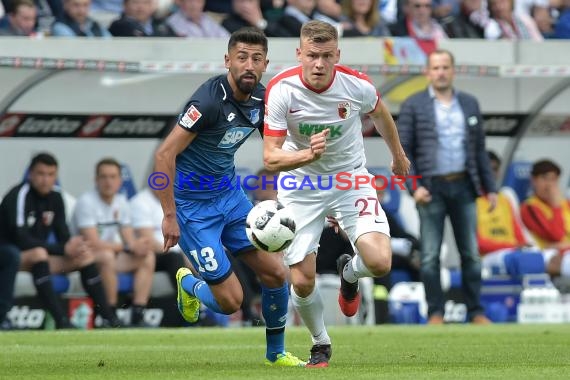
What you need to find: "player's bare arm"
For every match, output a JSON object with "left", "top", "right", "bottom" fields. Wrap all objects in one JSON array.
[
  {"left": 369, "top": 99, "right": 410, "bottom": 176},
  {"left": 263, "top": 129, "right": 330, "bottom": 172},
  {"left": 154, "top": 125, "right": 197, "bottom": 251}
]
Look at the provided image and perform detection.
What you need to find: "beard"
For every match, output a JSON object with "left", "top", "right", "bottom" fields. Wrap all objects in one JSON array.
[{"left": 236, "top": 74, "right": 258, "bottom": 94}]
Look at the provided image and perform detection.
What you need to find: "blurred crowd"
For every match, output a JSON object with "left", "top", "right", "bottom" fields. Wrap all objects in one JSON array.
[{"left": 0, "top": 0, "right": 569, "bottom": 39}]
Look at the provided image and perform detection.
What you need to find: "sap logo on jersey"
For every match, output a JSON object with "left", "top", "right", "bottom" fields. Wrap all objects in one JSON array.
[{"left": 218, "top": 126, "right": 255, "bottom": 148}]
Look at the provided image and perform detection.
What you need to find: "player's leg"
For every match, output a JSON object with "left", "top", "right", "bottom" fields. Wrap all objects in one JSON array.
[
  {"left": 223, "top": 189, "right": 304, "bottom": 366},
  {"left": 279, "top": 189, "right": 332, "bottom": 367},
  {"left": 93, "top": 248, "right": 118, "bottom": 309},
  {"left": 0, "top": 244, "right": 19, "bottom": 328},
  {"left": 19, "top": 248, "right": 72, "bottom": 329},
  {"left": 415, "top": 186, "right": 447, "bottom": 322},
  {"left": 239, "top": 250, "right": 304, "bottom": 366},
  {"left": 447, "top": 185, "right": 488, "bottom": 323},
  {"left": 116, "top": 250, "right": 155, "bottom": 326},
  {"left": 335, "top": 172, "right": 392, "bottom": 317},
  {"left": 175, "top": 196, "right": 243, "bottom": 322},
  {"left": 52, "top": 246, "right": 120, "bottom": 327}
]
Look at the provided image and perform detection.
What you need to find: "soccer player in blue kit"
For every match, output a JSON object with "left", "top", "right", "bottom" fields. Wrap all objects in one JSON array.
[{"left": 153, "top": 27, "right": 305, "bottom": 367}]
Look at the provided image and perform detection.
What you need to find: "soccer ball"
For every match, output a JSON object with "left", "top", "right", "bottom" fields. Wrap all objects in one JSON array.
[{"left": 246, "top": 200, "right": 296, "bottom": 252}]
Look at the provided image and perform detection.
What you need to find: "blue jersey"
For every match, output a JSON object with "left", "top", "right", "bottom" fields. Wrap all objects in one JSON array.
[{"left": 174, "top": 75, "right": 264, "bottom": 200}]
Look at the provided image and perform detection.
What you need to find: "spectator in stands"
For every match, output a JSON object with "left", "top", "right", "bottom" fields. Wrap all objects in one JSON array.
[
  {"left": 488, "top": 0, "right": 543, "bottom": 40},
  {"left": 73, "top": 157, "right": 155, "bottom": 327},
  {"left": 521, "top": 159, "right": 570, "bottom": 278},
  {"left": 0, "top": 153, "right": 120, "bottom": 329},
  {"left": 553, "top": 0, "right": 570, "bottom": 38},
  {"left": 0, "top": 244, "right": 19, "bottom": 330},
  {"left": 316, "top": 0, "right": 341, "bottom": 20},
  {"left": 398, "top": 49, "right": 496, "bottom": 325},
  {"left": 340, "top": 0, "right": 391, "bottom": 37},
  {"left": 51, "top": 0, "right": 112, "bottom": 37},
  {"left": 221, "top": 0, "right": 290, "bottom": 37},
  {"left": 378, "top": 0, "right": 398, "bottom": 25},
  {"left": 35, "top": 0, "right": 64, "bottom": 32},
  {"left": 514, "top": 0, "right": 559, "bottom": 18},
  {"left": 276, "top": 0, "right": 329, "bottom": 37},
  {"left": 443, "top": 0, "right": 501, "bottom": 39},
  {"left": 90, "top": 0, "right": 123, "bottom": 16},
  {"left": 0, "top": 0, "right": 37, "bottom": 36},
  {"left": 89, "top": 0, "right": 123, "bottom": 30},
  {"left": 166, "top": 0, "right": 230, "bottom": 37},
  {"left": 261, "top": 0, "right": 286, "bottom": 21},
  {"left": 204, "top": 0, "right": 232, "bottom": 13},
  {"left": 109, "top": 0, "right": 175, "bottom": 36},
  {"left": 477, "top": 151, "right": 536, "bottom": 274},
  {"left": 531, "top": 5, "right": 555, "bottom": 38},
  {"left": 389, "top": 0, "right": 447, "bottom": 50},
  {"left": 432, "top": 0, "right": 460, "bottom": 20},
  {"left": 129, "top": 187, "right": 187, "bottom": 293}
]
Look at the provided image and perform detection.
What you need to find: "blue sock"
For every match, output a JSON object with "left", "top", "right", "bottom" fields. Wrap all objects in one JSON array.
[
  {"left": 262, "top": 282, "right": 288, "bottom": 362},
  {"left": 181, "top": 275, "right": 223, "bottom": 314}
]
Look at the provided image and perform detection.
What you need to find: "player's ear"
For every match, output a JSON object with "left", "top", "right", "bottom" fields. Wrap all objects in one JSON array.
[
  {"left": 224, "top": 54, "right": 230, "bottom": 69},
  {"left": 296, "top": 48, "right": 301, "bottom": 62},
  {"left": 335, "top": 49, "right": 340, "bottom": 64},
  {"left": 264, "top": 58, "right": 269, "bottom": 72}
]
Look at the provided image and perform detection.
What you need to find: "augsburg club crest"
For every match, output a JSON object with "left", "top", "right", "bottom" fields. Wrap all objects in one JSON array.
[{"left": 337, "top": 102, "right": 351, "bottom": 119}]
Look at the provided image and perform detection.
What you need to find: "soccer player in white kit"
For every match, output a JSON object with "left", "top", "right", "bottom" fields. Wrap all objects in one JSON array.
[{"left": 263, "top": 20, "right": 411, "bottom": 367}]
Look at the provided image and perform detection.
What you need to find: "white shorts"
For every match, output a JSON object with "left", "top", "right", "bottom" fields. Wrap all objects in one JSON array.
[{"left": 278, "top": 167, "right": 390, "bottom": 266}]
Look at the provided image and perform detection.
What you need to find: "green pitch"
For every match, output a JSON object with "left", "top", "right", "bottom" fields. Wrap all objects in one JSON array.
[{"left": 1, "top": 325, "right": 569, "bottom": 379}]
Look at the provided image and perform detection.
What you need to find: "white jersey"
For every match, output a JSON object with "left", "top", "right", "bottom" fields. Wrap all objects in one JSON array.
[
  {"left": 71, "top": 189, "right": 131, "bottom": 243},
  {"left": 264, "top": 64, "right": 379, "bottom": 177},
  {"left": 129, "top": 188, "right": 182, "bottom": 252}
]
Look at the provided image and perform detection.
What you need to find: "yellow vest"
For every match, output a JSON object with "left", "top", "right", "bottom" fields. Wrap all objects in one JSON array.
[{"left": 477, "top": 193, "right": 521, "bottom": 252}]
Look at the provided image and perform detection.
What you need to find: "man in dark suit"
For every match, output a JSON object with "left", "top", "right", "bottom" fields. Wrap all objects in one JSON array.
[{"left": 397, "top": 49, "right": 496, "bottom": 325}]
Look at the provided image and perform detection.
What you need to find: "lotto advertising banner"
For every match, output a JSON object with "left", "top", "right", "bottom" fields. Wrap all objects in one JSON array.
[
  {"left": 0, "top": 113, "right": 177, "bottom": 138},
  {"left": 7, "top": 296, "right": 187, "bottom": 330},
  {"left": 2, "top": 112, "right": 569, "bottom": 138}
]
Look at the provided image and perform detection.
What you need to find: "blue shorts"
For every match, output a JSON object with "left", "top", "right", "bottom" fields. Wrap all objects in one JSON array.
[{"left": 176, "top": 189, "right": 255, "bottom": 284}]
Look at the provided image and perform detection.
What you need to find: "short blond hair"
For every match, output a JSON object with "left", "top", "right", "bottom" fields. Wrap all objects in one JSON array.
[{"left": 300, "top": 20, "right": 338, "bottom": 43}]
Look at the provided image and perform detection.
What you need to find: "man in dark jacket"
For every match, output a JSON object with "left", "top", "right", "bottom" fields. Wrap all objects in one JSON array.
[
  {"left": 0, "top": 153, "right": 120, "bottom": 329},
  {"left": 442, "top": 0, "right": 487, "bottom": 38},
  {"left": 222, "top": 0, "right": 291, "bottom": 37},
  {"left": 109, "top": 0, "right": 175, "bottom": 37},
  {"left": 397, "top": 49, "right": 496, "bottom": 325}
]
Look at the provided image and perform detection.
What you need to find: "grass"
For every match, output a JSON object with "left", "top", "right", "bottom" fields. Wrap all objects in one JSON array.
[{"left": 1, "top": 325, "right": 569, "bottom": 379}]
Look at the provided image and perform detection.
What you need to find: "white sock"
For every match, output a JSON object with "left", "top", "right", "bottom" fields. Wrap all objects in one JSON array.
[
  {"left": 343, "top": 255, "right": 373, "bottom": 283},
  {"left": 290, "top": 285, "right": 331, "bottom": 346}
]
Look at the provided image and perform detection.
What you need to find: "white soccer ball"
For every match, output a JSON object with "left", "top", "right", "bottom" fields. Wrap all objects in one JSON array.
[{"left": 246, "top": 200, "right": 296, "bottom": 252}]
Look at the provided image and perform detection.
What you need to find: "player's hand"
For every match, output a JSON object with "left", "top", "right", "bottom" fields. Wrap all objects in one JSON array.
[
  {"left": 391, "top": 153, "right": 410, "bottom": 176},
  {"left": 64, "top": 236, "right": 89, "bottom": 258},
  {"left": 310, "top": 129, "right": 329, "bottom": 159},
  {"left": 413, "top": 186, "right": 432, "bottom": 205},
  {"left": 162, "top": 215, "right": 180, "bottom": 253}
]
